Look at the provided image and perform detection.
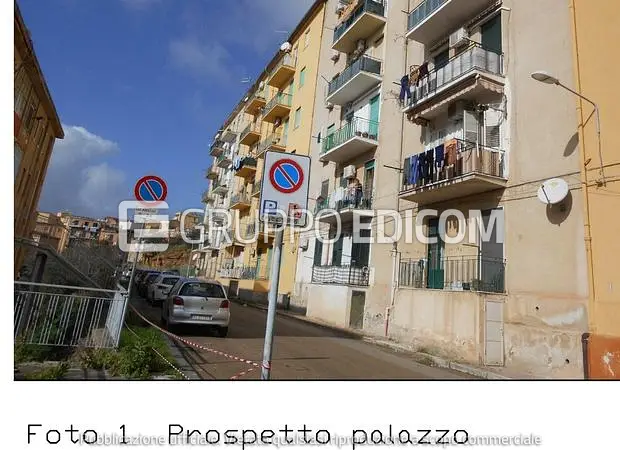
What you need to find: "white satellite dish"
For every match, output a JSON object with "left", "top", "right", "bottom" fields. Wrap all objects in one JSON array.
[
  {"left": 537, "top": 178, "right": 569, "bottom": 205},
  {"left": 280, "top": 41, "right": 292, "bottom": 52}
]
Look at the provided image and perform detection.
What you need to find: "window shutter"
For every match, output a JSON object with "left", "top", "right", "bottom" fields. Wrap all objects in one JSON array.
[
  {"left": 313, "top": 239, "right": 323, "bottom": 266},
  {"left": 463, "top": 109, "right": 480, "bottom": 144},
  {"left": 484, "top": 107, "right": 502, "bottom": 149}
]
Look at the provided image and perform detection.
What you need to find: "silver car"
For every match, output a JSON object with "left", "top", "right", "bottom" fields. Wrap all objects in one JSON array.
[{"left": 161, "top": 278, "right": 230, "bottom": 337}]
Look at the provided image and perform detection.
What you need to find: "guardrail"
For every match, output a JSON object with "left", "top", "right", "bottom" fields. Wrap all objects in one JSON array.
[{"left": 407, "top": 0, "right": 446, "bottom": 32}]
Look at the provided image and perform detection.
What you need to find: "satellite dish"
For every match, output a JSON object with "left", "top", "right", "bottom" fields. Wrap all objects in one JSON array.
[
  {"left": 537, "top": 178, "right": 569, "bottom": 205},
  {"left": 280, "top": 42, "right": 292, "bottom": 52}
]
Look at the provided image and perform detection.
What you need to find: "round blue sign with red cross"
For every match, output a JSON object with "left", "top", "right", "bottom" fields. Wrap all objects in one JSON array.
[
  {"left": 269, "top": 159, "right": 304, "bottom": 194},
  {"left": 134, "top": 175, "right": 167, "bottom": 204}
]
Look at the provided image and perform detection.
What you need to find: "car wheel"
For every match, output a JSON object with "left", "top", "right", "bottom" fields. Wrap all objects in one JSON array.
[{"left": 216, "top": 326, "right": 228, "bottom": 338}]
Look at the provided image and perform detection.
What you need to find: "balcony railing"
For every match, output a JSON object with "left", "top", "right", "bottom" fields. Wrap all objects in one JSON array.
[
  {"left": 212, "top": 179, "right": 228, "bottom": 193},
  {"left": 399, "top": 256, "right": 506, "bottom": 293},
  {"left": 240, "top": 123, "right": 261, "bottom": 145},
  {"left": 264, "top": 92, "right": 293, "bottom": 111},
  {"left": 210, "top": 139, "right": 227, "bottom": 156},
  {"left": 312, "top": 265, "right": 370, "bottom": 286},
  {"left": 401, "top": 139, "right": 506, "bottom": 191},
  {"left": 328, "top": 55, "right": 382, "bottom": 98},
  {"left": 315, "top": 188, "right": 373, "bottom": 214},
  {"left": 231, "top": 192, "right": 251, "bottom": 207},
  {"left": 205, "top": 166, "right": 218, "bottom": 180},
  {"left": 201, "top": 190, "right": 214, "bottom": 203},
  {"left": 334, "top": 0, "right": 386, "bottom": 43},
  {"left": 252, "top": 180, "right": 262, "bottom": 196},
  {"left": 407, "top": 45, "right": 503, "bottom": 108},
  {"left": 407, "top": 0, "right": 446, "bottom": 32},
  {"left": 219, "top": 265, "right": 257, "bottom": 280},
  {"left": 321, "top": 117, "right": 379, "bottom": 154},
  {"left": 257, "top": 132, "right": 286, "bottom": 156},
  {"left": 216, "top": 151, "right": 232, "bottom": 168}
]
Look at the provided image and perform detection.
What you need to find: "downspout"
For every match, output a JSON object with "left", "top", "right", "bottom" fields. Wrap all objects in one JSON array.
[
  {"left": 385, "top": 0, "right": 411, "bottom": 337},
  {"left": 569, "top": 0, "right": 596, "bottom": 333}
]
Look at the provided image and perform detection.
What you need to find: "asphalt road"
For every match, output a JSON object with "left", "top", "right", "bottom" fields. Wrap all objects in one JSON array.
[{"left": 131, "top": 296, "right": 476, "bottom": 380}]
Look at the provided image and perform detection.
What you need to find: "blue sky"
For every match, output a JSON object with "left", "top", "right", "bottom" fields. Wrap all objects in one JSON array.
[{"left": 20, "top": 0, "right": 313, "bottom": 218}]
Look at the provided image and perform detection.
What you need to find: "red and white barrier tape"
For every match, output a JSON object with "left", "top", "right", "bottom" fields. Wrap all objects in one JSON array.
[{"left": 128, "top": 304, "right": 259, "bottom": 380}]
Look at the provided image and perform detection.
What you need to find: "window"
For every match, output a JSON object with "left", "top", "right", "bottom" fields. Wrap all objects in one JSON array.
[
  {"left": 180, "top": 282, "right": 226, "bottom": 298},
  {"left": 299, "top": 67, "right": 306, "bottom": 88},
  {"left": 14, "top": 144, "right": 22, "bottom": 182},
  {"left": 304, "top": 29, "right": 311, "bottom": 48},
  {"left": 320, "top": 180, "right": 329, "bottom": 199},
  {"left": 294, "top": 107, "right": 302, "bottom": 128}
]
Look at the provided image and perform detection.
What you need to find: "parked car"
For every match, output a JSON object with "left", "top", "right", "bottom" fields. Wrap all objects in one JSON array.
[
  {"left": 163, "top": 270, "right": 180, "bottom": 275},
  {"left": 139, "top": 272, "right": 161, "bottom": 297},
  {"left": 161, "top": 278, "right": 229, "bottom": 337},
  {"left": 147, "top": 274, "right": 181, "bottom": 305}
]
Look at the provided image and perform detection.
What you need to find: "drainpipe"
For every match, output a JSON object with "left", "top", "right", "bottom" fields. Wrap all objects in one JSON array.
[{"left": 385, "top": 1, "right": 411, "bottom": 338}]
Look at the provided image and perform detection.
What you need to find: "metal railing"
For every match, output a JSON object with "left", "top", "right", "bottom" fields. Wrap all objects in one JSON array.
[
  {"left": 408, "top": 44, "right": 503, "bottom": 107},
  {"left": 407, "top": 0, "right": 446, "bottom": 31},
  {"left": 212, "top": 179, "right": 228, "bottom": 192},
  {"left": 219, "top": 265, "right": 257, "bottom": 280},
  {"left": 205, "top": 166, "right": 217, "bottom": 179},
  {"left": 239, "top": 156, "right": 257, "bottom": 170},
  {"left": 328, "top": 55, "right": 382, "bottom": 97},
  {"left": 14, "top": 281, "right": 128, "bottom": 348},
  {"left": 312, "top": 265, "right": 370, "bottom": 286},
  {"left": 202, "top": 190, "right": 214, "bottom": 203},
  {"left": 399, "top": 256, "right": 506, "bottom": 293},
  {"left": 252, "top": 180, "right": 262, "bottom": 196},
  {"left": 401, "top": 138, "right": 506, "bottom": 191},
  {"left": 246, "top": 89, "right": 266, "bottom": 107},
  {"left": 321, "top": 117, "right": 379, "bottom": 154},
  {"left": 216, "top": 151, "right": 232, "bottom": 166},
  {"left": 271, "top": 53, "right": 296, "bottom": 75},
  {"left": 264, "top": 92, "right": 293, "bottom": 112},
  {"left": 334, "top": 0, "right": 386, "bottom": 43},
  {"left": 210, "top": 139, "right": 227, "bottom": 155},
  {"left": 231, "top": 192, "right": 251, "bottom": 206},
  {"left": 315, "top": 189, "right": 373, "bottom": 214},
  {"left": 258, "top": 132, "right": 286, "bottom": 156}
]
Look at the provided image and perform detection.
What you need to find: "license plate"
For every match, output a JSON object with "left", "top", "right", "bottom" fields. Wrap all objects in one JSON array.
[{"left": 192, "top": 314, "right": 212, "bottom": 321}]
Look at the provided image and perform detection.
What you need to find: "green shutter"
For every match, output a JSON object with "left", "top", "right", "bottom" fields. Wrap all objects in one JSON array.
[
  {"left": 313, "top": 239, "right": 323, "bottom": 266},
  {"left": 299, "top": 67, "right": 306, "bottom": 88}
]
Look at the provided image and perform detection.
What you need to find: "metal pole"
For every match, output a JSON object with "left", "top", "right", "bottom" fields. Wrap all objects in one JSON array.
[
  {"left": 260, "top": 228, "right": 284, "bottom": 380},
  {"left": 126, "top": 239, "right": 141, "bottom": 300}
]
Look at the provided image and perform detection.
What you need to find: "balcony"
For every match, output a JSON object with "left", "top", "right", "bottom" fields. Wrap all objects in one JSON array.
[
  {"left": 399, "top": 256, "right": 506, "bottom": 293},
  {"left": 312, "top": 265, "right": 369, "bottom": 287},
  {"left": 315, "top": 189, "right": 374, "bottom": 225},
  {"left": 235, "top": 156, "right": 257, "bottom": 179},
  {"left": 246, "top": 222, "right": 274, "bottom": 240},
  {"left": 230, "top": 192, "right": 252, "bottom": 211},
  {"left": 267, "top": 53, "right": 296, "bottom": 89},
  {"left": 333, "top": 0, "right": 387, "bottom": 53},
  {"left": 210, "top": 139, "right": 226, "bottom": 157},
  {"left": 399, "top": 139, "right": 507, "bottom": 205},
  {"left": 326, "top": 55, "right": 382, "bottom": 106},
  {"left": 262, "top": 93, "right": 293, "bottom": 124},
  {"left": 201, "top": 191, "right": 215, "bottom": 204},
  {"left": 221, "top": 128, "right": 237, "bottom": 143},
  {"left": 211, "top": 179, "right": 229, "bottom": 196},
  {"left": 407, "top": 0, "right": 495, "bottom": 45},
  {"left": 252, "top": 180, "right": 262, "bottom": 197},
  {"left": 245, "top": 89, "right": 267, "bottom": 116},
  {"left": 320, "top": 117, "right": 378, "bottom": 163},
  {"left": 219, "top": 265, "right": 257, "bottom": 280},
  {"left": 205, "top": 165, "right": 218, "bottom": 180},
  {"left": 216, "top": 151, "right": 232, "bottom": 168},
  {"left": 239, "top": 123, "right": 262, "bottom": 146},
  {"left": 257, "top": 132, "right": 287, "bottom": 157}
]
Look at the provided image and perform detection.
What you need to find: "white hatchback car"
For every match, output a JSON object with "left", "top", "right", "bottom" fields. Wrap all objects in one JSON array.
[
  {"left": 160, "top": 278, "right": 230, "bottom": 337},
  {"left": 147, "top": 274, "right": 181, "bottom": 305}
]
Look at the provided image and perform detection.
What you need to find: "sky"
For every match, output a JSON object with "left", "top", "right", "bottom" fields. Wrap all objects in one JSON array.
[{"left": 20, "top": 0, "right": 314, "bottom": 218}]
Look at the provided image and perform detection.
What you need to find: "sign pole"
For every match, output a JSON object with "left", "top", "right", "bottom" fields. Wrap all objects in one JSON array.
[{"left": 260, "top": 227, "right": 284, "bottom": 380}]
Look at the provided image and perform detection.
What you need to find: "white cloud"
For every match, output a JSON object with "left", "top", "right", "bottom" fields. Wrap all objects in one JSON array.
[
  {"left": 168, "top": 38, "right": 233, "bottom": 81},
  {"left": 39, "top": 125, "right": 129, "bottom": 218}
]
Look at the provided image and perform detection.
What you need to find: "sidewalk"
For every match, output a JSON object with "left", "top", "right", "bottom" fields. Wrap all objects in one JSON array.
[{"left": 234, "top": 298, "right": 521, "bottom": 380}]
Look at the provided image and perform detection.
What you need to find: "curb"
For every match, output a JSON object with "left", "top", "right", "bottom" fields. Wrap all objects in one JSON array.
[
  {"left": 164, "top": 334, "right": 202, "bottom": 380},
  {"left": 235, "top": 299, "right": 513, "bottom": 380}
]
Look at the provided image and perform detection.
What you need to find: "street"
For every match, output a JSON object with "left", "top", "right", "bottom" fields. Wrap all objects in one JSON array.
[{"left": 131, "top": 296, "right": 476, "bottom": 380}]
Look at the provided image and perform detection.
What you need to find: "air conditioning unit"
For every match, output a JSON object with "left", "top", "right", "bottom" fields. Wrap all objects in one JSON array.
[
  {"left": 331, "top": 50, "right": 340, "bottom": 62},
  {"left": 343, "top": 165, "right": 356, "bottom": 179},
  {"left": 449, "top": 27, "right": 469, "bottom": 48}
]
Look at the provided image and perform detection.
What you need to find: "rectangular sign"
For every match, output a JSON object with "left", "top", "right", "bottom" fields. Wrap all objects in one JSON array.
[{"left": 260, "top": 151, "right": 311, "bottom": 227}]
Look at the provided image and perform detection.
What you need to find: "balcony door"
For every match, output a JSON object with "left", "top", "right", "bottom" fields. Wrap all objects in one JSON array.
[
  {"left": 332, "top": 235, "right": 344, "bottom": 266},
  {"left": 481, "top": 14, "right": 502, "bottom": 54},
  {"left": 369, "top": 94, "right": 380, "bottom": 138},
  {"left": 480, "top": 208, "right": 504, "bottom": 292},
  {"left": 427, "top": 218, "right": 445, "bottom": 289}
]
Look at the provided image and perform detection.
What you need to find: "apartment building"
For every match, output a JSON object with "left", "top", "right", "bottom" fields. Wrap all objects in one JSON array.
[
  {"left": 32, "top": 211, "right": 69, "bottom": 253},
  {"left": 199, "top": 1, "right": 328, "bottom": 303},
  {"left": 568, "top": 0, "right": 620, "bottom": 376},
  {"left": 293, "top": 0, "right": 407, "bottom": 324},
  {"left": 14, "top": 1, "right": 64, "bottom": 275}
]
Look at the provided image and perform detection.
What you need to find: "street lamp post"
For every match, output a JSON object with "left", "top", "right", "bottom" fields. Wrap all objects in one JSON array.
[{"left": 530, "top": 70, "right": 605, "bottom": 184}]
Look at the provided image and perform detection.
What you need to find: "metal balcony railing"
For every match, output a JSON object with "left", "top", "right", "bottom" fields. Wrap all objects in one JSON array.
[
  {"left": 257, "top": 132, "right": 286, "bottom": 156},
  {"left": 333, "top": 0, "right": 386, "bottom": 43},
  {"left": 231, "top": 192, "right": 251, "bottom": 206},
  {"left": 264, "top": 92, "right": 293, "bottom": 111},
  {"left": 272, "top": 53, "right": 296, "bottom": 74},
  {"left": 312, "top": 265, "right": 370, "bottom": 286},
  {"left": 401, "top": 138, "right": 506, "bottom": 191},
  {"left": 210, "top": 139, "right": 227, "bottom": 155},
  {"left": 216, "top": 151, "right": 231, "bottom": 165},
  {"left": 219, "top": 265, "right": 257, "bottom": 280},
  {"left": 408, "top": 44, "right": 504, "bottom": 107},
  {"left": 407, "top": 0, "right": 446, "bottom": 32},
  {"left": 252, "top": 180, "right": 262, "bottom": 196},
  {"left": 315, "top": 189, "right": 373, "bottom": 214},
  {"left": 240, "top": 123, "right": 261, "bottom": 141},
  {"left": 321, "top": 117, "right": 379, "bottom": 154},
  {"left": 399, "top": 256, "right": 506, "bottom": 293},
  {"left": 327, "top": 55, "right": 382, "bottom": 97}
]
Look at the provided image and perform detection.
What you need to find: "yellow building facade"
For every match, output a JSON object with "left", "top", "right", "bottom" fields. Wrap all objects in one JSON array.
[
  {"left": 209, "top": 1, "right": 327, "bottom": 304},
  {"left": 569, "top": 0, "right": 620, "bottom": 338}
]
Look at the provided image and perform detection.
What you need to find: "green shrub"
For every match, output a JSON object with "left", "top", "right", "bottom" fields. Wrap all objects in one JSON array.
[{"left": 24, "top": 362, "right": 69, "bottom": 380}]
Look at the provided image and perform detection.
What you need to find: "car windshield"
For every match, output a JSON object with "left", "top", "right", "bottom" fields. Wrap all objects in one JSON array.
[
  {"left": 162, "top": 277, "right": 179, "bottom": 285},
  {"left": 179, "top": 282, "right": 226, "bottom": 298},
  {"left": 146, "top": 274, "right": 159, "bottom": 282}
]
